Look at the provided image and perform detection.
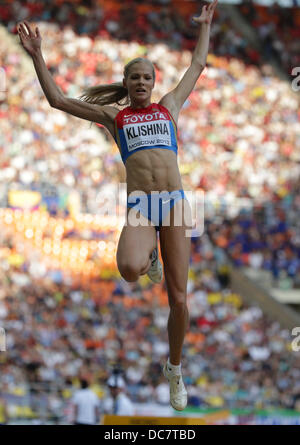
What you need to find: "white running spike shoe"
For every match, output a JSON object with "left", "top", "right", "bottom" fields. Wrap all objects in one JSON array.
[
  {"left": 147, "top": 245, "right": 163, "bottom": 283},
  {"left": 163, "top": 362, "right": 188, "bottom": 411}
]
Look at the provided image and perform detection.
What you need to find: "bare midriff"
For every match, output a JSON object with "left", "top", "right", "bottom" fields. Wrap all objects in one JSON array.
[{"left": 124, "top": 148, "right": 183, "bottom": 195}]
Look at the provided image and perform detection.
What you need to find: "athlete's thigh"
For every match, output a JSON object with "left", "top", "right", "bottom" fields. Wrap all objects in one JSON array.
[{"left": 116, "top": 212, "right": 157, "bottom": 268}]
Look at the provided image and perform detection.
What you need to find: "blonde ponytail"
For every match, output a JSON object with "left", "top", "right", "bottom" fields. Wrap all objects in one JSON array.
[{"left": 78, "top": 82, "right": 129, "bottom": 106}]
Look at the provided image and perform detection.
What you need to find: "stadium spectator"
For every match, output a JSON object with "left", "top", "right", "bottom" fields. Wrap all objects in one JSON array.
[
  {"left": 72, "top": 377, "right": 100, "bottom": 425},
  {"left": 103, "top": 374, "right": 135, "bottom": 416}
]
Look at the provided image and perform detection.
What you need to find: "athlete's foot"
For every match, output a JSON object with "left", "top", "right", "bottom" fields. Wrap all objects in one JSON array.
[
  {"left": 163, "top": 362, "right": 187, "bottom": 411},
  {"left": 147, "top": 245, "right": 163, "bottom": 283}
]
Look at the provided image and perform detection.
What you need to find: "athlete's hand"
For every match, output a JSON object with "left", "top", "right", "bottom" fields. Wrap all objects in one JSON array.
[
  {"left": 192, "top": 0, "right": 218, "bottom": 25},
  {"left": 17, "top": 21, "right": 42, "bottom": 56}
]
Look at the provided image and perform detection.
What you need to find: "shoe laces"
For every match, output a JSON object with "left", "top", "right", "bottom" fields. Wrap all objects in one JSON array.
[{"left": 170, "top": 374, "right": 184, "bottom": 390}]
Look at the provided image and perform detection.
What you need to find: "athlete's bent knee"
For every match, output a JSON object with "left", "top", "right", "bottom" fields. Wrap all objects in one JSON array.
[
  {"left": 119, "top": 267, "right": 139, "bottom": 282},
  {"left": 117, "top": 261, "right": 140, "bottom": 282}
]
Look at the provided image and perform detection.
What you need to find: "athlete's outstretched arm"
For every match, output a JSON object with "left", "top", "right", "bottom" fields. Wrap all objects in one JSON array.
[
  {"left": 159, "top": 0, "right": 218, "bottom": 118},
  {"left": 17, "top": 21, "right": 117, "bottom": 126},
  {"left": 17, "top": 21, "right": 63, "bottom": 106}
]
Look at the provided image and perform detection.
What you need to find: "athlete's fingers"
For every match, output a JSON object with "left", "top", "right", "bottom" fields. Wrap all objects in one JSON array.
[
  {"left": 208, "top": 0, "right": 216, "bottom": 12},
  {"left": 23, "top": 20, "right": 34, "bottom": 36},
  {"left": 18, "top": 23, "right": 26, "bottom": 37},
  {"left": 211, "top": 0, "right": 218, "bottom": 10},
  {"left": 19, "top": 23, "right": 29, "bottom": 36}
]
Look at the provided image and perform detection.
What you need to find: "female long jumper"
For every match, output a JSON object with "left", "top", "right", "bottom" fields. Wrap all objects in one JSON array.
[{"left": 17, "top": 0, "right": 218, "bottom": 411}]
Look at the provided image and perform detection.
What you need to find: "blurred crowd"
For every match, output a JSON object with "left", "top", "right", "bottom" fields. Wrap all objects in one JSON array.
[
  {"left": 237, "top": 0, "right": 300, "bottom": 76},
  {"left": 0, "top": 0, "right": 299, "bottom": 423},
  {"left": 206, "top": 176, "right": 300, "bottom": 289},
  {"left": 1, "top": 0, "right": 299, "bottom": 76}
]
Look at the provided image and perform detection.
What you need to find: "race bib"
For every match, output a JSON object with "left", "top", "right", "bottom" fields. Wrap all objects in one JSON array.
[{"left": 124, "top": 120, "right": 172, "bottom": 152}]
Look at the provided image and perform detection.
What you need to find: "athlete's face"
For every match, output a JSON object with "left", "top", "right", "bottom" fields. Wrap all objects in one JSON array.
[{"left": 124, "top": 62, "right": 155, "bottom": 104}]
